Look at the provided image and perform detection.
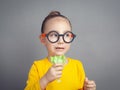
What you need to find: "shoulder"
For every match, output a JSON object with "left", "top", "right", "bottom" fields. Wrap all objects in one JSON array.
[
  {"left": 32, "top": 57, "right": 48, "bottom": 67},
  {"left": 68, "top": 57, "right": 85, "bottom": 70},
  {"left": 68, "top": 57, "right": 83, "bottom": 65},
  {"left": 68, "top": 57, "right": 85, "bottom": 75}
]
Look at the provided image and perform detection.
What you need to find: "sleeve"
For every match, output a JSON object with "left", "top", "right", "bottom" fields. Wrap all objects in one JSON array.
[
  {"left": 77, "top": 61, "right": 86, "bottom": 90},
  {"left": 24, "top": 62, "right": 41, "bottom": 90}
]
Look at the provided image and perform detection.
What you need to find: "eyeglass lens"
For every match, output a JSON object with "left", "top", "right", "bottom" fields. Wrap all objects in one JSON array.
[{"left": 46, "top": 31, "right": 76, "bottom": 43}]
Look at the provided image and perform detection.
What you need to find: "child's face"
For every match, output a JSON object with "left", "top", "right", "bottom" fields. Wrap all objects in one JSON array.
[{"left": 41, "top": 17, "right": 72, "bottom": 56}]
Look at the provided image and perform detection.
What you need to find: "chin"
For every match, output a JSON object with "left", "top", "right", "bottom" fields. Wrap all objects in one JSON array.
[{"left": 55, "top": 53, "right": 65, "bottom": 56}]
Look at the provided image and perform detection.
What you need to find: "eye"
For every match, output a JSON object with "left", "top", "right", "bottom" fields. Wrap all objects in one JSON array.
[
  {"left": 49, "top": 32, "right": 58, "bottom": 37},
  {"left": 65, "top": 33, "right": 73, "bottom": 37},
  {"left": 66, "top": 33, "right": 70, "bottom": 37}
]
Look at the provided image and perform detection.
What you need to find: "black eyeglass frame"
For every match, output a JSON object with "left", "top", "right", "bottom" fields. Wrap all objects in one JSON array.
[{"left": 45, "top": 31, "right": 76, "bottom": 43}]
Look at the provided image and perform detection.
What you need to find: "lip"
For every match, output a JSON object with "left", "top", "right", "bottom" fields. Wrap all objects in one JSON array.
[{"left": 55, "top": 47, "right": 65, "bottom": 49}]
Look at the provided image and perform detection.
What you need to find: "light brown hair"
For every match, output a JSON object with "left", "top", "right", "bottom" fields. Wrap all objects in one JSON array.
[{"left": 41, "top": 11, "right": 72, "bottom": 33}]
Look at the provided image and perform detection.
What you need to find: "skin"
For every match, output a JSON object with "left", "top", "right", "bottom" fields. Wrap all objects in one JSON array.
[
  {"left": 40, "top": 17, "right": 96, "bottom": 90},
  {"left": 41, "top": 17, "right": 71, "bottom": 57}
]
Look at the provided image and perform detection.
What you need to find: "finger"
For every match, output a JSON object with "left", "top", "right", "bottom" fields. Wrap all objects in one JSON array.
[
  {"left": 87, "top": 80, "right": 95, "bottom": 85},
  {"left": 55, "top": 67, "right": 63, "bottom": 71},
  {"left": 85, "top": 81, "right": 96, "bottom": 88},
  {"left": 54, "top": 71, "right": 62, "bottom": 79},
  {"left": 56, "top": 74, "right": 62, "bottom": 78},
  {"left": 85, "top": 77, "right": 88, "bottom": 82},
  {"left": 56, "top": 71, "right": 62, "bottom": 75},
  {"left": 84, "top": 77, "right": 89, "bottom": 84},
  {"left": 53, "top": 64, "right": 63, "bottom": 71},
  {"left": 53, "top": 64, "right": 63, "bottom": 67},
  {"left": 86, "top": 84, "right": 95, "bottom": 88},
  {"left": 56, "top": 75, "right": 62, "bottom": 79},
  {"left": 85, "top": 87, "right": 96, "bottom": 90}
]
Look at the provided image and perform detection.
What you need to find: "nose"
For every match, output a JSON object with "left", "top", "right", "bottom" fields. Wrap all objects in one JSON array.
[{"left": 58, "top": 36, "right": 64, "bottom": 44}]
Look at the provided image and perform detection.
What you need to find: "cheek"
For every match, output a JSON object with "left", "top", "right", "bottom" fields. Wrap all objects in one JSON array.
[
  {"left": 45, "top": 42, "right": 55, "bottom": 50},
  {"left": 65, "top": 44, "right": 71, "bottom": 50},
  {"left": 43, "top": 38, "right": 50, "bottom": 45}
]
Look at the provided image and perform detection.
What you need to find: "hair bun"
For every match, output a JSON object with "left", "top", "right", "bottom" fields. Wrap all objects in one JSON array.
[
  {"left": 48, "top": 11, "right": 61, "bottom": 16},
  {"left": 41, "top": 10, "right": 71, "bottom": 33}
]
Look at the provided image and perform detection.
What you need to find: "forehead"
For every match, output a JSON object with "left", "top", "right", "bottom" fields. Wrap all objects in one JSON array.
[{"left": 44, "top": 17, "right": 71, "bottom": 33}]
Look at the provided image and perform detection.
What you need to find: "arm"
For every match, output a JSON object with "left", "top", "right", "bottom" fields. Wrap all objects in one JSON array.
[
  {"left": 24, "top": 63, "right": 63, "bottom": 90},
  {"left": 24, "top": 63, "right": 41, "bottom": 90},
  {"left": 40, "top": 75, "right": 48, "bottom": 90},
  {"left": 77, "top": 60, "right": 86, "bottom": 89},
  {"left": 40, "top": 64, "right": 63, "bottom": 90},
  {"left": 77, "top": 61, "right": 96, "bottom": 90}
]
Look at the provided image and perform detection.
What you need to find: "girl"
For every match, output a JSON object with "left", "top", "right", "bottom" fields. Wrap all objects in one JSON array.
[{"left": 24, "top": 11, "right": 96, "bottom": 90}]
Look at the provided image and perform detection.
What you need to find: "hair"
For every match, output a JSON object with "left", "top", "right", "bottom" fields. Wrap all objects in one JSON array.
[{"left": 41, "top": 11, "right": 72, "bottom": 33}]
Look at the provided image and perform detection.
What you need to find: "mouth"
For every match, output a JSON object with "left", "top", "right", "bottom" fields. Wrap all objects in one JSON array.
[{"left": 55, "top": 47, "right": 65, "bottom": 50}]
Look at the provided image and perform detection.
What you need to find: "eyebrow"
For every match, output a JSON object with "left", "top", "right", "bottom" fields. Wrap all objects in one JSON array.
[{"left": 50, "top": 30, "right": 72, "bottom": 33}]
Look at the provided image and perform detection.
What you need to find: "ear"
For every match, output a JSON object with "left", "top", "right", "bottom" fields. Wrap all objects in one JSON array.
[{"left": 39, "top": 34, "right": 46, "bottom": 45}]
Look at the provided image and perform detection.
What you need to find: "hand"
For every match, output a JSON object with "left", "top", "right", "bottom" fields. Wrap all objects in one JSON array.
[
  {"left": 84, "top": 77, "right": 96, "bottom": 90},
  {"left": 44, "top": 64, "right": 63, "bottom": 83}
]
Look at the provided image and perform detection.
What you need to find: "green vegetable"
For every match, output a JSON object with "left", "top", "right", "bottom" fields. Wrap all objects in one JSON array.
[{"left": 50, "top": 55, "right": 66, "bottom": 64}]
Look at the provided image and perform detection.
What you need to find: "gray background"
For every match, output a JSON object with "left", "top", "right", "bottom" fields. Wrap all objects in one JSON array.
[{"left": 0, "top": 0, "right": 120, "bottom": 90}]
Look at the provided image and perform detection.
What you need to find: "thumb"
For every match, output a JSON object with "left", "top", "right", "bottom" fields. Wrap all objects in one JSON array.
[{"left": 85, "top": 77, "right": 89, "bottom": 83}]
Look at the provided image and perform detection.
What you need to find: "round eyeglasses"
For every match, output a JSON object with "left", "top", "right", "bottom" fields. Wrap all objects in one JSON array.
[{"left": 41, "top": 31, "right": 76, "bottom": 43}]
